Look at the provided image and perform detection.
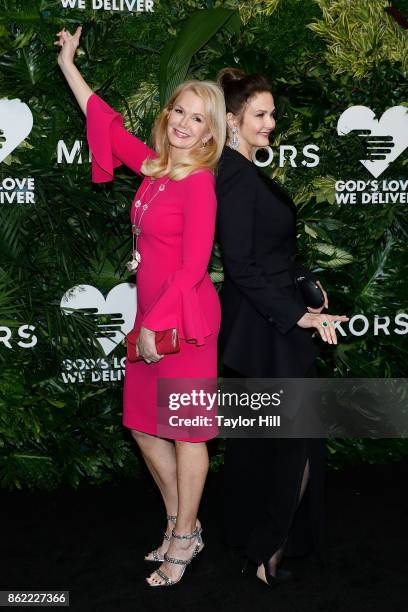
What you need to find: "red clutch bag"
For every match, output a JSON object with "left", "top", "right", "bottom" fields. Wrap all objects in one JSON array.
[{"left": 126, "top": 327, "right": 180, "bottom": 362}]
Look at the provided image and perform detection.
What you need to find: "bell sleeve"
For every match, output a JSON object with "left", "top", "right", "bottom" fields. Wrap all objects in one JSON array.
[
  {"left": 140, "top": 170, "right": 216, "bottom": 346},
  {"left": 86, "top": 92, "right": 156, "bottom": 183},
  {"left": 216, "top": 163, "right": 307, "bottom": 335}
]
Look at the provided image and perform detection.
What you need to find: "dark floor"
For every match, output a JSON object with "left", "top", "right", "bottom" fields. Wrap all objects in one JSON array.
[{"left": 2, "top": 458, "right": 408, "bottom": 612}]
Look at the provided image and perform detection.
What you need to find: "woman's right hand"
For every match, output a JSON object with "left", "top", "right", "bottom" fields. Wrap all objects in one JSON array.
[
  {"left": 54, "top": 25, "right": 83, "bottom": 67},
  {"left": 297, "top": 312, "right": 349, "bottom": 344}
]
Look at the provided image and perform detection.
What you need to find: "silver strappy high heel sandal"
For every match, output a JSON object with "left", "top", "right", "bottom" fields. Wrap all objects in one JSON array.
[
  {"left": 146, "top": 525, "right": 204, "bottom": 587},
  {"left": 144, "top": 514, "right": 177, "bottom": 563}
]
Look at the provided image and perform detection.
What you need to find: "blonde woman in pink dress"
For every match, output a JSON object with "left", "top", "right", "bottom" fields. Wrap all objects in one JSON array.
[{"left": 56, "top": 26, "right": 226, "bottom": 587}]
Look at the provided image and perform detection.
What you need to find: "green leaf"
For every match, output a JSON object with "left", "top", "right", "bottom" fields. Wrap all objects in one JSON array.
[
  {"left": 315, "top": 242, "right": 354, "bottom": 267},
  {"left": 159, "top": 8, "right": 238, "bottom": 106},
  {"left": 304, "top": 223, "right": 318, "bottom": 238}
]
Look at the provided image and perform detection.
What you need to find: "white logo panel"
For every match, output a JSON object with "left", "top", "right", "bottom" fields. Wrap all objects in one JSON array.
[
  {"left": 337, "top": 106, "right": 408, "bottom": 178},
  {"left": 0, "top": 99, "right": 33, "bottom": 163},
  {"left": 60, "top": 283, "right": 137, "bottom": 355}
]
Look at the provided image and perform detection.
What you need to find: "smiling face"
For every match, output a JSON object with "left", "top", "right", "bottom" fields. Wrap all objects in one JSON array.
[
  {"left": 166, "top": 89, "right": 213, "bottom": 154},
  {"left": 228, "top": 91, "right": 276, "bottom": 155}
]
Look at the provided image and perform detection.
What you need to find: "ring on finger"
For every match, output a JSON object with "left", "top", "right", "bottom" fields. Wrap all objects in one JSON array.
[{"left": 320, "top": 320, "right": 330, "bottom": 328}]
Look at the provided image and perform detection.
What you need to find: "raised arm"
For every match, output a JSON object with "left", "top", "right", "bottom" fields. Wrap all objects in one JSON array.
[
  {"left": 55, "top": 26, "right": 155, "bottom": 182},
  {"left": 55, "top": 26, "right": 92, "bottom": 115}
]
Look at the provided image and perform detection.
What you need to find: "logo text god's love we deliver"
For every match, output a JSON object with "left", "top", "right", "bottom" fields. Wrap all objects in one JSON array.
[
  {"left": 60, "top": 0, "right": 154, "bottom": 11},
  {"left": 335, "top": 179, "right": 408, "bottom": 204},
  {"left": 336, "top": 106, "right": 408, "bottom": 204},
  {"left": 0, "top": 99, "right": 35, "bottom": 204}
]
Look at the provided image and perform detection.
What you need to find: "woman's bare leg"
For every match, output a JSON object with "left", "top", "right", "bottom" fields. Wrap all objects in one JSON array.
[
  {"left": 147, "top": 440, "right": 209, "bottom": 585},
  {"left": 258, "top": 459, "right": 311, "bottom": 581},
  {"left": 131, "top": 430, "right": 178, "bottom": 557}
]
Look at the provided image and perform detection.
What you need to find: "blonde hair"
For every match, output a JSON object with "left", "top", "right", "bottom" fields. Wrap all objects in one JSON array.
[{"left": 141, "top": 80, "right": 227, "bottom": 181}]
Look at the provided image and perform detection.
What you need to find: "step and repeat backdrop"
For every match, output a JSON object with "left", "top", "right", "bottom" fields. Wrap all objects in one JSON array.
[{"left": 0, "top": 0, "right": 407, "bottom": 488}]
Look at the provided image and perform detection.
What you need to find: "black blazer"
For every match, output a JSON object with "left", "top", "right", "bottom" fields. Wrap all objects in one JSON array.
[{"left": 215, "top": 145, "right": 317, "bottom": 377}]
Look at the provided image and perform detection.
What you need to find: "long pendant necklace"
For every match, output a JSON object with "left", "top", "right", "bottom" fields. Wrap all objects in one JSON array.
[{"left": 126, "top": 176, "right": 170, "bottom": 272}]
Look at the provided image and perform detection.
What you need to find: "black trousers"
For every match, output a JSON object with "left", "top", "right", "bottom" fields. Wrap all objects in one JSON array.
[{"left": 222, "top": 364, "right": 327, "bottom": 566}]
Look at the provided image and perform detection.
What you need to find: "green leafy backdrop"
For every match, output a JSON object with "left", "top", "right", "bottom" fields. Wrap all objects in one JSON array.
[{"left": 0, "top": 0, "right": 407, "bottom": 489}]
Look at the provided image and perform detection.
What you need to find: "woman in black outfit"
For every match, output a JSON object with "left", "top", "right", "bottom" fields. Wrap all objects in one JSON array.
[{"left": 215, "top": 68, "right": 349, "bottom": 587}]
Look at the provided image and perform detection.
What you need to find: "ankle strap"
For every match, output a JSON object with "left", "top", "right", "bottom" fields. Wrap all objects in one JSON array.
[
  {"left": 171, "top": 527, "right": 198, "bottom": 540},
  {"left": 166, "top": 514, "right": 177, "bottom": 522}
]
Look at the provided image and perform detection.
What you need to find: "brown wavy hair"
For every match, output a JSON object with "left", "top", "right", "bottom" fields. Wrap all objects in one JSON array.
[{"left": 216, "top": 67, "right": 273, "bottom": 125}]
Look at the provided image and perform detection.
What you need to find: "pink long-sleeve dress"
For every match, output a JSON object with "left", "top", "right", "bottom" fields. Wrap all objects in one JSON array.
[{"left": 86, "top": 93, "right": 220, "bottom": 441}]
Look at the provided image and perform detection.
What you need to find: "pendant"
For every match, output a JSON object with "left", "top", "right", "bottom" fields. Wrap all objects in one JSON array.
[{"left": 126, "top": 250, "right": 141, "bottom": 272}]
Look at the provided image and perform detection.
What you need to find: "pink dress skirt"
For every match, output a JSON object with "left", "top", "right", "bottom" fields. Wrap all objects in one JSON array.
[{"left": 86, "top": 93, "right": 220, "bottom": 441}]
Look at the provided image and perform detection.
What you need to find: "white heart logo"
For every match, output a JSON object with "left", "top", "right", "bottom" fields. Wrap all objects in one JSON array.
[
  {"left": 0, "top": 98, "right": 34, "bottom": 163},
  {"left": 60, "top": 283, "right": 137, "bottom": 356},
  {"left": 337, "top": 106, "right": 408, "bottom": 178}
]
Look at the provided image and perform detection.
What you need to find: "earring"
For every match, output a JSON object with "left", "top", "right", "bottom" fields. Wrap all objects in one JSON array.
[
  {"left": 228, "top": 126, "right": 239, "bottom": 150},
  {"left": 201, "top": 140, "right": 207, "bottom": 148}
]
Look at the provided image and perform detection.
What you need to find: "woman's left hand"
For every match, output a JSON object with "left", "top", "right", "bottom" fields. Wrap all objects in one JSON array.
[
  {"left": 136, "top": 326, "right": 164, "bottom": 364},
  {"left": 307, "top": 280, "right": 328, "bottom": 314}
]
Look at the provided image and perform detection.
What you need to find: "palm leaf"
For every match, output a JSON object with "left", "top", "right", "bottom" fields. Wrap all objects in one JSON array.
[{"left": 159, "top": 8, "right": 238, "bottom": 106}]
